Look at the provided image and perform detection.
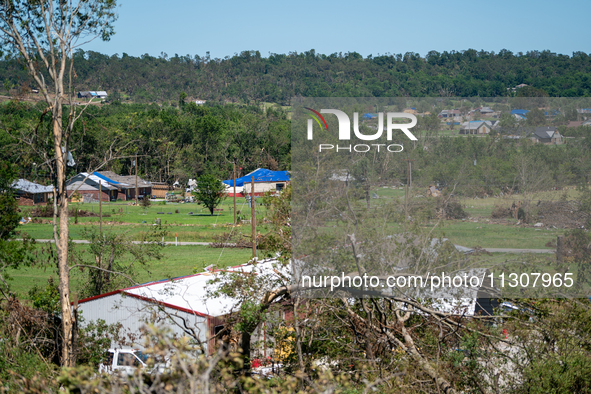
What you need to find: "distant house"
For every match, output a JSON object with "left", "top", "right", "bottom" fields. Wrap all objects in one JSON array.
[
  {"left": 67, "top": 171, "right": 152, "bottom": 202},
  {"left": 66, "top": 173, "right": 119, "bottom": 202},
  {"left": 77, "top": 91, "right": 108, "bottom": 99},
  {"left": 151, "top": 182, "right": 171, "bottom": 199},
  {"left": 438, "top": 109, "right": 461, "bottom": 118},
  {"left": 511, "top": 109, "right": 529, "bottom": 121},
  {"left": 566, "top": 121, "right": 584, "bottom": 128},
  {"left": 223, "top": 168, "right": 290, "bottom": 196},
  {"left": 531, "top": 127, "right": 563, "bottom": 145},
  {"left": 459, "top": 120, "right": 492, "bottom": 135},
  {"left": 195, "top": 99, "right": 207, "bottom": 105},
  {"left": 471, "top": 107, "right": 494, "bottom": 115},
  {"left": 11, "top": 179, "right": 53, "bottom": 205}
]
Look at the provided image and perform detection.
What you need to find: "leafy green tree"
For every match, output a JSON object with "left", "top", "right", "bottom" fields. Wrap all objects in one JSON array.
[
  {"left": 179, "top": 91, "right": 187, "bottom": 109},
  {"left": 0, "top": 162, "right": 34, "bottom": 297},
  {"left": 0, "top": 162, "right": 20, "bottom": 240},
  {"left": 526, "top": 107, "right": 547, "bottom": 126},
  {"left": 72, "top": 227, "right": 165, "bottom": 298},
  {"left": 193, "top": 175, "right": 227, "bottom": 215}
]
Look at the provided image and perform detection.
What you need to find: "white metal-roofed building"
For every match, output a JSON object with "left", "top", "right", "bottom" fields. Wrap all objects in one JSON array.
[{"left": 77, "top": 259, "right": 288, "bottom": 353}]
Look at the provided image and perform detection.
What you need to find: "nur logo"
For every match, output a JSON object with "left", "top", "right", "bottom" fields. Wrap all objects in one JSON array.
[{"left": 305, "top": 108, "right": 418, "bottom": 153}]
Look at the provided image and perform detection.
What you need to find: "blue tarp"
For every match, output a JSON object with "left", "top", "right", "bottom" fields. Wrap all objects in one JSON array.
[
  {"left": 92, "top": 172, "right": 120, "bottom": 184},
  {"left": 511, "top": 109, "right": 529, "bottom": 116},
  {"left": 223, "top": 168, "right": 290, "bottom": 187}
]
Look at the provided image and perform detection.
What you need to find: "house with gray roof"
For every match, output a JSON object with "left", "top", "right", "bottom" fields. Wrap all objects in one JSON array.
[
  {"left": 67, "top": 171, "right": 152, "bottom": 202},
  {"left": 531, "top": 126, "right": 563, "bottom": 145},
  {"left": 11, "top": 179, "right": 53, "bottom": 205},
  {"left": 459, "top": 120, "right": 493, "bottom": 135},
  {"left": 77, "top": 91, "right": 108, "bottom": 99}
]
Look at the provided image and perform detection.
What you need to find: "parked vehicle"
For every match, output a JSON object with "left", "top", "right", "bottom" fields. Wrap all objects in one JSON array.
[
  {"left": 98, "top": 348, "right": 148, "bottom": 375},
  {"left": 99, "top": 348, "right": 170, "bottom": 375}
]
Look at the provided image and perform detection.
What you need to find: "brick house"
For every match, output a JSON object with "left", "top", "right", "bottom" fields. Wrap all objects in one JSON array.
[
  {"left": 67, "top": 171, "right": 152, "bottom": 202},
  {"left": 12, "top": 179, "right": 53, "bottom": 206}
]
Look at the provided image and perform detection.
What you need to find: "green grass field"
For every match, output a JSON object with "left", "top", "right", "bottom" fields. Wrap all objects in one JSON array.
[
  {"left": 18, "top": 198, "right": 270, "bottom": 242},
  {"left": 6, "top": 244, "right": 256, "bottom": 300},
  {"left": 10, "top": 187, "right": 579, "bottom": 303}
]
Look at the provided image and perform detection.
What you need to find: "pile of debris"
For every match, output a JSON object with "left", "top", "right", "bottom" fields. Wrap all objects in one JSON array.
[
  {"left": 28, "top": 205, "right": 109, "bottom": 218},
  {"left": 534, "top": 200, "right": 588, "bottom": 229}
]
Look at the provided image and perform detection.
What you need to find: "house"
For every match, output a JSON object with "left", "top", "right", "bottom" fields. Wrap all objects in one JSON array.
[
  {"left": 195, "top": 99, "right": 207, "bottom": 105},
  {"left": 77, "top": 91, "right": 108, "bottom": 99},
  {"left": 67, "top": 171, "right": 152, "bottom": 202},
  {"left": 77, "top": 259, "right": 289, "bottom": 354},
  {"left": 459, "top": 120, "right": 492, "bottom": 135},
  {"left": 566, "top": 121, "right": 584, "bottom": 128},
  {"left": 438, "top": 109, "right": 461, "bottom": 118},
  {"left": 151, "top": 182, "right": 171, "bottom": 199},
  {"left": 66, "top": 172, "right": 120, "bottom": 202},
  {"left": 470, "top": 107, "right": 494, "bottom": 115},
  {"left": 531, "top": 126, "right": 563, "bottom": 145},
  {"left": 363, "top": 113, "right": 378, "bottom": 119},
  {"left": 223, "top": 168, "right": 290, "bottom": 196},
  {"left": 11, "top": 179, "right": 53, "bottom": 205},
  {"left": 511, "top": 109, "right": 529, "bottom": 121}
]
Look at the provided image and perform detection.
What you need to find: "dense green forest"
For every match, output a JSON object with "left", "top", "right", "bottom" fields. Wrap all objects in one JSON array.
[
  {"left": 0, "top": 100, "right": 291, "bottom": 184},
  {"left": 1, "top": 49, "right": 591, "bottom": 104}
]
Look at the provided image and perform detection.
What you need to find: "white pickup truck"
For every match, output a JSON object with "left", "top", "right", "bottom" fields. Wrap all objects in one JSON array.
[{"left": 98, "top": 348, "right": 150, "bottom": 375}]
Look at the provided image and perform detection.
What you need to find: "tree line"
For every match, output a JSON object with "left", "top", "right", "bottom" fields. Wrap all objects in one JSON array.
[{"left": 2, "top": 49, "right": 591, "bottom": 105}]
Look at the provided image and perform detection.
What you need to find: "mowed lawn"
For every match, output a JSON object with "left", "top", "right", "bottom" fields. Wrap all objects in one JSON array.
[
  {"left": 372, "top": 186, "right": 575, "bottom": 249},
  {"left": 6, "top": 244, "right": 256, "bottom": 301},
  {"left": 17, "top": 198, "right": 269, "bottom": 242},
  {"left": 430, "top": 221, "right": 563, "bottom": 249}
]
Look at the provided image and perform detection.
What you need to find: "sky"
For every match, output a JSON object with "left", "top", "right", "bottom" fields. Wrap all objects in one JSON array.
[{"left": 82, "top": 0, "right": 591, "bottom": 59}]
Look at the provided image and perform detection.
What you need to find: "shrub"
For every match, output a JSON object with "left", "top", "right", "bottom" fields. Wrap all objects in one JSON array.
[{"left": 491, "top": 204, "right": 511, "bottom": 219}]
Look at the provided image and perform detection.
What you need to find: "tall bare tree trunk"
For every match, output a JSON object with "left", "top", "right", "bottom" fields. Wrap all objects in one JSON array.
[{"left": 53, "top": 103, "right": 75, "bottom": 367}]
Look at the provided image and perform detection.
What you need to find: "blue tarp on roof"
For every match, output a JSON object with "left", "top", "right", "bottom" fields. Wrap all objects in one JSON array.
[
  {"left": 92, "top": 172, "right": 120, "bottom": 184},
  {"left": 511, "top": 109, "right": 529, "bottom": 115},
  {"left": 223, "top": 168, "right": 290, "bottom": 187}
]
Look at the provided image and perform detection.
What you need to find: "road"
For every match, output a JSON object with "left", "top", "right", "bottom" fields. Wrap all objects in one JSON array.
[
  {"left": 28, "top": 239, "right": 555, "bottom": 253},
  {"left": 482, "top": 248, "right": 554, "bottom": 254},
  {"left": 28, "top": 239, "right": 211, "bottom": 246}
]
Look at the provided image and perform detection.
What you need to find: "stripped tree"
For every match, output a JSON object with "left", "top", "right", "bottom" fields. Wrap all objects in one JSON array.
[{"left": 0, "top": 0, "right": 117, "bottom": 367}]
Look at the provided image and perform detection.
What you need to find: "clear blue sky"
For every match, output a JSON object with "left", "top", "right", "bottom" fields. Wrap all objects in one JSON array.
[{"left": 82, "top": 0, "right": 591, "bottom": 59}]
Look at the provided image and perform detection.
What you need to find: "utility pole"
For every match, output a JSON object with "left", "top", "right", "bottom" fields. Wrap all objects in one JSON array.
[
  {"left": 99, "top": 180, "right": 102, "bottom": 234},
  {"left": 233, "top": 161, "right": 237, "bottom": 225},
  {"left": 251, "top": 176, "right": 256, "bottom": 259},
  {"left": 135, "top": 154, "right": 138, "bottom": 205},
  {"left": 402, "top": 159, "right": 415, "bottom": 222}
]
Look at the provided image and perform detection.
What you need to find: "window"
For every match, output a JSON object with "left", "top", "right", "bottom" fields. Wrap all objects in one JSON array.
[
  {"left": 117, "top": 352, "right": 142, "bottom": 367},
  {"left": 102, "top": 352, "right": 114, "bottom": 366}
]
